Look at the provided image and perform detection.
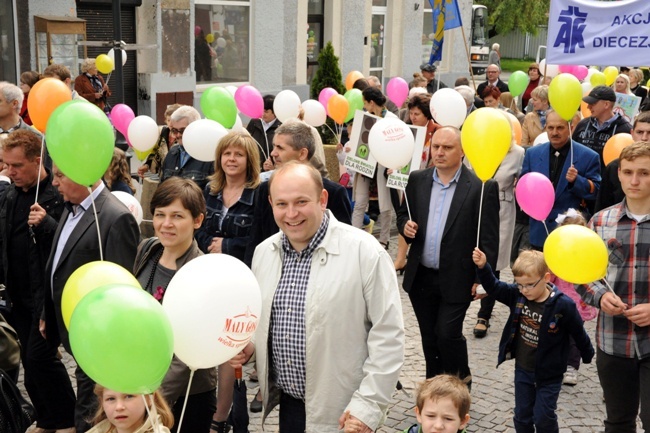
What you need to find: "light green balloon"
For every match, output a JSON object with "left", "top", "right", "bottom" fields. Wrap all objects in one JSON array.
[
  {"left": 69, "top": 284, "right": 174, "bottom": 394},
  {"left": 200, "top": 86, "right": 237, "bottom": 128},
  {"left": 344, "top": 88, "right": 364, "bottom": 123},
  {"left": 508, "top": 70, "right": 530, "bottom": 97},
  {"left": 46, "top": 100, "right": 114, "bottom": 186}
]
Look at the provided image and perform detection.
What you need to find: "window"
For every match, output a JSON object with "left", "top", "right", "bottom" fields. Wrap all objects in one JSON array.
[
  {"left": 0, "top": 0, "right": 17, "bottom": 83},
  {"left": 307, "top": 0, "right": 324, "bottom": 85},
  {"left": 194, "top": 1, "right": 250, "bottom": 84}
]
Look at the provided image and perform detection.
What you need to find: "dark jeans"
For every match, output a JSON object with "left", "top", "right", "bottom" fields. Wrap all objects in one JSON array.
[
  {"left": 513, "top": 367, "right": 561, "bottom": 433},
  {"left": 5, "top": 303, "right": 76, "bottom": 429},
  {"left": 510, "top": 222, "right": 531, "bottom": 266},
  {"left": 477, "top": 271, "right": 500, "bottom": 321},
  {"left": 279, "top": 392, "right": 306, "bottom": 433},
  {"left": 597, "top": 348, "right": 650, "bottom": 432},
  {"left": 408, "top": 265, "right": 471, "bottom": 380},
  {"left": 171, "top": 388, "right": 217, "bottom": 433}
]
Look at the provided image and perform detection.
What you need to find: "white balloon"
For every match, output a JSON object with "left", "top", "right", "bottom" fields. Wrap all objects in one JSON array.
[
  {"left": 539, "top": 59, "right": 559, "bottom": 78},
  {"left": 368, "top": 118, "right": 415, "bottom": 169},
  {"left": 112, "top": 191, "right": 143, "bottom": 225},
  {"left": 127, "top": 115, "right": 159, "bottom": 152},
  {"left": 230, "top": 114, "right": 244, "bottom": 132},
  {"left": 226, "top": 86, "right": 238, "bottom": 97},
  {"left": 273, "top": 90, "right": 301, "bottom": 123},
  {"left": 581, "top": 82, "right": 593, "bottom": 94},
  {"left": 217, "top": 37, "right": 227, "bottom": 48},
  {"left": 533, "top": 132, "right": 549, "bottom": 146},
  {"left": 107, "top": 48, "right": 128, "bottom": 66},
  {"left": 429, "top": 88, "right": 467, "bottom": 128},
  {"left": 301, "top": 99, "right": 326, "bottom": 127},
  {"left": 162, "top": 254, "right": 262, "bottom": 369},
  {"left": 182, "top": 119, "right": 228, "bottom": 162}
]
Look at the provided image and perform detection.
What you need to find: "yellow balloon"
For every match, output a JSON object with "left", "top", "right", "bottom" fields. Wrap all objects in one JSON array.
[
  {"left": 205, "top": 33, "right": 215, "bottom": 44},
  {"left": 460, "top": 107, "right": 511, "bottom": 181},
  {"left": 603, "top": 66, "right": 618, "bottom": 86},
  {"left": 548, "top": 73, "right": 582, "bottom": 121},
  {"left": 590, "top": 71, "right": 606, "bottom": 87},
  {"left": 62, "top": 261, "right": 141, "bottom": 329},
  {"left": 543, "top": 225, "right": 608, "bottom": 284},
  {"left": 134, "top": 148, "right": 153, "bottom": 162},
  {"left": 96, "top": 54, "right": 114, "bottom": 74}
]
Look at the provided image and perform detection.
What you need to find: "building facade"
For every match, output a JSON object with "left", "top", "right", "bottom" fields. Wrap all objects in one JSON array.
[{"left": 1, "top": 0, "right": 472, "bottom": 122}]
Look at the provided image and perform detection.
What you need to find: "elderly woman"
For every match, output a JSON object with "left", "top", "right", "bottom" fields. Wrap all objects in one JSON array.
[
  {"left": 521, "top": 85, "right": 550, "bottom": 146},
  {"left": 139, "top": 103, "right": 182, "bottom": 179},
  {"left": 521, "top": 63, "right": 542, "bottom": 112},
  {"left": 195, "top": 131, "right": 260, "bottom": 430},
  {"left": 488, "top": 43, "right": 500, "bottom": 69},
  {"left": 74, "top": 58, "right": 111, "bottom": 111},
  {"left": 133, "top": 177, "right": 217, "bottom": 433}
]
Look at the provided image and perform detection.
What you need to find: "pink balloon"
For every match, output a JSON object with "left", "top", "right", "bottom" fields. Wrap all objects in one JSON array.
[
  {"left": 386, "top": 77, "right": 409, "bottom": 107},
  {"left": 573, "top": 65, "right": 589, "bottom": 81},
  {"left": 558, "top": 65, "right": 573, "bottom": 74},
  {"left": 111, "top": 104, "right": 135, "bottom": 136},
  {"left": 318, "top": 87, "right": 338, "bottom": 114},
  {"left": 515, "top": 172, "right": 555, "bottom": 221},
  {"left": 234, "top": 85, "right": 263, "bottom": 119}
]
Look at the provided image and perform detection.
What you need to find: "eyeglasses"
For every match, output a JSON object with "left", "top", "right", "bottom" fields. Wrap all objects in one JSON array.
[
  {"left": 170, "top": 127, "right": 186, "bottom": 136},
  {"left": 516, "top": 276, "right": 543, "bottom": 291}
]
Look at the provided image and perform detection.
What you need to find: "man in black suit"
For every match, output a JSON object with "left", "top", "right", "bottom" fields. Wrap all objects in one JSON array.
[
  {"left": 397, "top": 126, "right": 500, "bottom": 385},
  {"left": 42, "top": 164, "right": 140, "bottom": 432},
  {"left": 244, "top": 121, "right": 351, "bottom": 267},
  {"left": 476, "top": 64, "right": 509, "bottom": 105}
]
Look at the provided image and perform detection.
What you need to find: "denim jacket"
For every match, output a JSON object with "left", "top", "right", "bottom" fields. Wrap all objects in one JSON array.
[{"left": 195, "top": 186, "right": 256, "bottom": 262}]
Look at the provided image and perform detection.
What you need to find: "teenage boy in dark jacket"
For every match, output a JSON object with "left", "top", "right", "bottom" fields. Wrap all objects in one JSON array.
[{"left": 472, "top": 248, "right": 594, "bottom": 433}]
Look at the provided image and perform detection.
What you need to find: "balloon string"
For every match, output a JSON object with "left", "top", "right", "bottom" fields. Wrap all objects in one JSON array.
[
  {"left": 142, "top": 395, "right": 157, "bottom": 433},
  {"left": 88, "top": 186, "right": 104, "bottom": 261},
  {"left": 253, "top": 138, "right": 268, "bottom": 161},
  {"left": 569, "top": 121, "right": 574, "bottom": 167},
  {"left": 403, "top": 190, "right": 413, "bottom": 222},
  {"left": 176, "top": 369, "right": 195, "bottom": 433},
  {"left": 601, "top": 278, "right": 616, "bottom": 294},
  {"left": 543, "top": 220, "right": 549, "bottom": 236},
  {"left": 324, "top": 122, "right": 338, "bottom": 141},
  {"left": 263, "top": 127, "right": 270, "bottom": 161},
  {"left": 148, "top": 394, "right": 163, "bottom": 433},
  {"left": 476, "top": 182, "right": 485, "bottom": 248},
  {"left": 34, "top": 134, "right": 45, "bottom": 205},
  {"left": 105, "top": 72, "right": 112, "bottom": 86}
]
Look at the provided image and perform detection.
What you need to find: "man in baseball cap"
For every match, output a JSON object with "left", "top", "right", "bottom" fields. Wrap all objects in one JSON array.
[
  {"left": 420, "top": 63, "right": 447, "bottom": 95},
  {"left": 573, "top": 85, "right": 632, "bottom": 172}
]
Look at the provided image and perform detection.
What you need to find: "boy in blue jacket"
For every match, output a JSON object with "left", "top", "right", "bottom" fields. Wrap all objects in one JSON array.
[{"left": 472, "top": 248, "right": 594, "bottom": 433}]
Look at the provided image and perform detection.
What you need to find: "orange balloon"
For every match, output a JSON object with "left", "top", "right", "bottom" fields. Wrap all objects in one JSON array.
[
  {"left": 327, "top": 94, "right": 349, "bottom": 124},
  {"left": 580, "top": 91, "right": 590, "bottom": 119},
  {"left": 504, "top": 111, "right": 522, "bottom": 145},
  {"left": 345, "top": 70, "right": 364, "bottom": 91},
  {"left": 28, "top": 78, "right": 72, "bottom": 132},
  {"left": 603, "top": 133, "right": 633, "bottom": 166}
]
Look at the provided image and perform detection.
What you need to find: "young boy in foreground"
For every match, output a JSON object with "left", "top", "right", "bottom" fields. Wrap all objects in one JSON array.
[
  {"left": 472, "top": 248, "right": 594, "bottom": 432},
  {"left": 402, "top": 374, "right": 470, "bottom": 433}
]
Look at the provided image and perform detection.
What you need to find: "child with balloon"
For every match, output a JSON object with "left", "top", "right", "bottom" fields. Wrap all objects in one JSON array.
[
  {"left": 550, "top": 209, "right": 597, "bottom": 386},
  {"left": 87, "top": 384, "right": 174, "bottom": 433},
  {"left": 472, "top": 247, "right": 594, "bottom": 433}
]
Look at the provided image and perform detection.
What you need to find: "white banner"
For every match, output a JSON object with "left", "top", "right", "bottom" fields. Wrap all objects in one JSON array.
[{"left": 547, "top": 0, "right": 650, "bottom": 66}]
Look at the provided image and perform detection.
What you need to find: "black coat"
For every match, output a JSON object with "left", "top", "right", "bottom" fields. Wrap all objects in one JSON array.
[
  {"left": 397, "top": 165, "right": 500, "bottom": 303},
  {"left": 477, "top": 79, "right": 509, "bottom": 99}
]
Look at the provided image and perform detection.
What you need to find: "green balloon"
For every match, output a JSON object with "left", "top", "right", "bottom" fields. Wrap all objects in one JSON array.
[
  {"left": 69, "top": 284, "right": 174, "bottom": 394},
  {"left": 508, "top": 70, "right": 530, "bottom": 97},
  {"left": 200, "top": 86, "right": 237, "bottom": 128},
  {"left": 46, "top": 100, "right": 114, "bottom": 186},
  {"left": 344, "top": 88, "right": 364, "bottom": 123}
]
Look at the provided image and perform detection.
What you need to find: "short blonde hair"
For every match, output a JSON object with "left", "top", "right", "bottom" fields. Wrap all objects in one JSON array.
[
  {"left": 512, "top": 250, "right": 548, "bottom": 278},
  {"left": 531, "top": 85, "right": 549, "bottom": 102},
  {"left": 620, "top": 141, "right": 650, "bottom": 163},
  {"left": 415, "top": 375, "right": 471, "bottom": 418}
]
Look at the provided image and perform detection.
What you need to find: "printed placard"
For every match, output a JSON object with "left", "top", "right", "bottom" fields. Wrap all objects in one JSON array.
[{"left": 344, "top": 110, "right": 380, "bottom": 177}]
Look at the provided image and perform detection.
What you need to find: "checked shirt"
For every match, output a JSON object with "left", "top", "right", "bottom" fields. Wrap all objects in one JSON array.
[
  {"left": 577, "top": 201, "right": 650, "bottom": 359},
  {"left": 270, "top": 212, "right": 329, "bottom": 399}
]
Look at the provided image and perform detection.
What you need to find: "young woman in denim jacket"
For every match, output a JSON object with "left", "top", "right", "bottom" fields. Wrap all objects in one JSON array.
[{"left": 195, "top": 130, "right": 261, "bottom": 432}]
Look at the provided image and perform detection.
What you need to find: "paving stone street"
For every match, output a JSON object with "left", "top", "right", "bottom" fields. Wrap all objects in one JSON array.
[{"left": 21, "top": 232, "right": 639, "bottom": 433}]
